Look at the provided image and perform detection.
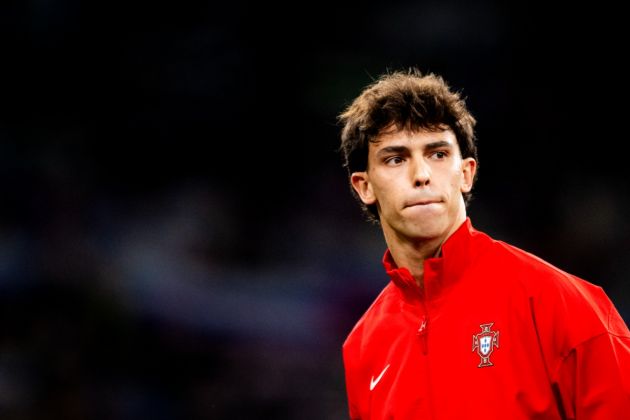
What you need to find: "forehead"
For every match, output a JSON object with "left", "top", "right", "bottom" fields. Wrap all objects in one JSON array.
[{"left": 369, "top": 128, "right": 458, "bottom": 150}]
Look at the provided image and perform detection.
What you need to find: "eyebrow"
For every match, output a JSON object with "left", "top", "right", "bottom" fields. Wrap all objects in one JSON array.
[
  {"left": 376, "top": 145, "right": 409, "bottom": 157},
  {"left": 424, "top": 140, "right": 453, "bottom": 151},
  {"left": 376, "top": 140, "right": 454, "bottom": 157}
]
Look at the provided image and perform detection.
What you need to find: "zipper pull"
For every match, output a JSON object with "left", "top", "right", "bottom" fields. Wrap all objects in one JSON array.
[
  {"left": 417, "top": 315, "right": 429, "bottom": 355},
  {"left": 417, "top": 315, "right": 429, "bottom": 334}
]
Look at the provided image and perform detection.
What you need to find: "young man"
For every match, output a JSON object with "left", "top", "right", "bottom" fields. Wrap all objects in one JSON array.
[{"left": 338, "top": 70, "right": 630, "bottom": 419}]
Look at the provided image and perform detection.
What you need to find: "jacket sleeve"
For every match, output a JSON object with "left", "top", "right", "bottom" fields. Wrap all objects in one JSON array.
[{"left": 551, "top": 300, "right": 630, "bottom": 419}]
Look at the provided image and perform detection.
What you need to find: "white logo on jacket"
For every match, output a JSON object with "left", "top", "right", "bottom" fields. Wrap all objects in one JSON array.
[{"left": 370, "top": 364, "right": 390, "bottom": 391}]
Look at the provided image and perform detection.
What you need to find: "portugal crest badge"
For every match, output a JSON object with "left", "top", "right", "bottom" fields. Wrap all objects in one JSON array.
[{"left": 472, "top": 323, "right": 500, "bottom": 367}]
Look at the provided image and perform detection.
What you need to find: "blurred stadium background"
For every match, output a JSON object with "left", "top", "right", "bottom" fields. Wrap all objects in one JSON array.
[{"left": 1, "top": 1, "right": 628, "bottom": 418}]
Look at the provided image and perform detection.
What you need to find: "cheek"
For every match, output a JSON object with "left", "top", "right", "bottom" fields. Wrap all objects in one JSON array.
[
  {"left": 373, "top": 181, "right": 400, "bottom": 209},
  {"left": 454, "top": 174, "right": 463, "bottom": 189},
  {"left": 450, "top": 165, "right": 465, "bottom": 188}
]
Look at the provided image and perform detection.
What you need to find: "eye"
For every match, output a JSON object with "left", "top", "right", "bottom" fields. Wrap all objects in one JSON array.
[
  {"left": 431, "top": 150, "right": 448, "bottom": 159},
  {"left": 385, "top": 156, "right": 404, "bottom": 166}
]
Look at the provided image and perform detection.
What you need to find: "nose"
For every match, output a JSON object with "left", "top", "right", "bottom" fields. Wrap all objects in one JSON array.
[{"left": 411, "top": 160, "right": 430, "bottom": 188}]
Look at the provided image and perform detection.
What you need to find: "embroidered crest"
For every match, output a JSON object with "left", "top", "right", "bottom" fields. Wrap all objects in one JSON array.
[{"left": 472, "top": 323, "right": 500, "bottom": 367}]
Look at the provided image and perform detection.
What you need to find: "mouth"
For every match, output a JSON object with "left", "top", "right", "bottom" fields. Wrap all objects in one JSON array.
[{"left": 404, "top": 199, "right": 442, "bottom": 208}]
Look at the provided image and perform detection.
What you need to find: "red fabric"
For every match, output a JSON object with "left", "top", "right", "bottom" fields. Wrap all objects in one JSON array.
[{"left": 342, "top": 219, "right": 630, "bottom": 419}]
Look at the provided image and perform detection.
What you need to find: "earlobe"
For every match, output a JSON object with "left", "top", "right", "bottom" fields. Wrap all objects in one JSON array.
[
  {"left": 350, "top": 172, "right": 376, "bottom": 205},
  {"left": 461, "top": 158, "right": 477, "bottom": 193}
]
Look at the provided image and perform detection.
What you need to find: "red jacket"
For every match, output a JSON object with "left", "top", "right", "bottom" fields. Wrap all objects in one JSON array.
[{"left": 342, "top": 219, "right": 630, "bottom": 419}]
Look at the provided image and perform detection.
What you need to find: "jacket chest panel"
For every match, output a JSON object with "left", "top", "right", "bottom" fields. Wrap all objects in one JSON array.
[{"left": 360, "top": 281, "right": 559, "bottom": 419}]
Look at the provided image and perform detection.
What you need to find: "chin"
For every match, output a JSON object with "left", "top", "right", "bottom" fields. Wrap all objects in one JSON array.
[{"left": 403, "top": 218, "right": 449, "bottom": 240}]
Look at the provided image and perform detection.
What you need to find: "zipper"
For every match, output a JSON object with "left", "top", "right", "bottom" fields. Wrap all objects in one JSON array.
[
  {"left": 416, "top": 278, "right": 431, "bottom": 355},
  {"left": 417, "top": 314, "right": 429, "bottom": 355}
]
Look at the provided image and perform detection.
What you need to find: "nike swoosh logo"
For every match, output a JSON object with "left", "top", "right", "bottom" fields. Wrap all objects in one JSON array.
[{"left": 370, "top": 364, "right": 390, "bottom": 391}]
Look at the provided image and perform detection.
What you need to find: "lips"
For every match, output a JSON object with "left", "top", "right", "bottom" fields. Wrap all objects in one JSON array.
[{"left": 404, "top": 198, "right": 442, "bottom": 208}]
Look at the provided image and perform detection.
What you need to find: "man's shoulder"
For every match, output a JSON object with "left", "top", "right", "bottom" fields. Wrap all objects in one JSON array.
[
  {"left": 342, "top": 281, "right": 400, "bottom": 352},
  {"left": 480, "top": 234, "right": 625, "bottom": 337},
  {"left": 481, "top": 234, "right": 581, "bottom": 286},
  {"left": 468, "top": 225, "right": 565, "bottom": 277}
]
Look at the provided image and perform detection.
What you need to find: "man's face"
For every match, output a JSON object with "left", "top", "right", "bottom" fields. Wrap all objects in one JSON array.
[{"left": 351, "top": 128, "right": 476, "bottom": 244}]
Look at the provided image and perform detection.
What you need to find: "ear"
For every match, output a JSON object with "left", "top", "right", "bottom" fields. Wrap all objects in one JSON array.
[
  {"left": 350, "top": 171, "right": 377, "bottom": 205},
  {"left": 460, "top": 158, "right": 477, "bottom": 193}
]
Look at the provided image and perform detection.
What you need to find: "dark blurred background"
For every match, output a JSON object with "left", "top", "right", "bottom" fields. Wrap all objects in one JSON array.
[{"left": 1, "top": 1, "right": 628, "bottom": 418}]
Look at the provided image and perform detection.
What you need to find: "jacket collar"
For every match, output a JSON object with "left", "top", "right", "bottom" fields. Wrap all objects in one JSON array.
[{"left": 382, "top": 218, "right": 478, "bottom": 301}]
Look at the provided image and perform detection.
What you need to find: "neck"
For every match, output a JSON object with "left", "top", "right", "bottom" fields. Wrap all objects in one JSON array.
[
  {"left": 386, "top": 237, "right": 442, "bottom": 287},
  {"left": 383, "top": 214, "right": 466, "bottom": 287}
]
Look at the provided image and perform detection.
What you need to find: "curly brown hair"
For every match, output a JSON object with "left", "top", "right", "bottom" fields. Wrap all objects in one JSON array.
[{"left": 338, "top": 69, "right": 478, "bottom": 223}]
